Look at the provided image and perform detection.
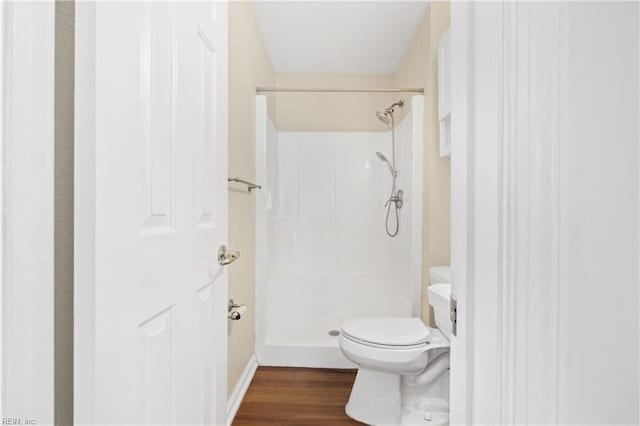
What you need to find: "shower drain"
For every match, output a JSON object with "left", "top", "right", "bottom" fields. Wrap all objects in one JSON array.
[{"left": 328, "top": 330, "right": 340, "bottom": 337}]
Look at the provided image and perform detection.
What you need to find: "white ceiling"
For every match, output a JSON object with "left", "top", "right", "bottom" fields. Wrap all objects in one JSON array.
[{"left": 252, "top": 1, "right": 429, "bottom": 75}]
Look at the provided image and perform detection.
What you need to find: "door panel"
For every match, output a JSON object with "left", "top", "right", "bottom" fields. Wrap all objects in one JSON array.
[
  {"left": 75, "top": 2, "right": 228, "bottom": 424},
  {"left": 139, "top": 1, "right": 175, "bottom": 236}
]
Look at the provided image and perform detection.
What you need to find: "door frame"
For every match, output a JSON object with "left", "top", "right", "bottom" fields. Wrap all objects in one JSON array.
[
  {"left": 450, "top": 2, "right": 566, "bottom": 424},
  {"left": 74, "top": 2, "right": 97, "bottom": 422},
  {"left": 448, "top": 2, "right": 473, "bottom": 424},
  {"left": 1, "top": 0, "right": 6, "bottom": 412},
  {"left": 1, "top": 1, "right": 56, "bottom": 423}
]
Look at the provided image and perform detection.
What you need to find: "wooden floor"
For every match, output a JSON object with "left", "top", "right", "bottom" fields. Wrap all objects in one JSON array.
[{"left": 233, "top": 367, "right": 365, "bottom": 425}]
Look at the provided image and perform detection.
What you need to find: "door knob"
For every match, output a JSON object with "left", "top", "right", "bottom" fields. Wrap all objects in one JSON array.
[{"left": 218, "top": 245, "right": 240, "bottom": 266}]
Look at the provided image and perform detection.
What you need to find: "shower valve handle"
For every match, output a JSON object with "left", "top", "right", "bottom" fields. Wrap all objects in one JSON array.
[{"left": 384, "top": 190, "right": 404, "bottom": 209}]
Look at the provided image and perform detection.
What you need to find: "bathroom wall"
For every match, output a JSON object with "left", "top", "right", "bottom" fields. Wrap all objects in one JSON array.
[
  {"left": 393, "top": 1, "right": 451, "bottom": 322},
  {"left": 227, "top": 0, "right": 276, "bottom": 394},
  {"left": 273, "top": 73, "right": 395, "bottom": 132},
  {"left": 55, "top": 1, "right": 74, "bottom": 423}
]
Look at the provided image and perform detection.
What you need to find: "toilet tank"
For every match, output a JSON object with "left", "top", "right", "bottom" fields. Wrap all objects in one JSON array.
[
  {"left": 429, "top": 266, "right": 451, "bottom": 284},
  {"left": 428, "top": 265, "right": 452, "bottom": 340},
  {"left": 428, "top": 284, "right": 452, "bottom": 340}
]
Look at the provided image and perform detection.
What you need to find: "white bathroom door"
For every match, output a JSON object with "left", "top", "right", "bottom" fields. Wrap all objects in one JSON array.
[{"left": 75, "top": 2, "right": 228, "bottom": 424}]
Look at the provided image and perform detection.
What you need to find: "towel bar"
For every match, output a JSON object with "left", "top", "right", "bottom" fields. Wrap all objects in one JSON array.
[{"left": 228, "top": 177, "right": 261, "bottom": 192}]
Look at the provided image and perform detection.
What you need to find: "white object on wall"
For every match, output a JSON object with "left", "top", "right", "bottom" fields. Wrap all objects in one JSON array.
[
  {"left": 1, "top": 2, "right": 55, "bottom": 423},
  {"left": 438, "top": 29, "right": 451, "bottom": 158}
]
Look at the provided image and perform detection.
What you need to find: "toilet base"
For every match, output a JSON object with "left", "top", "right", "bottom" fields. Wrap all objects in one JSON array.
[
  {"left": 401, "top": 407, "right": 449, "bottom": 426},
  {"left": 345, "top": 368, "right": 401, "bottom": 425},
  {"left": 344, "top": 352, "right": 450, "bottom": 426}
]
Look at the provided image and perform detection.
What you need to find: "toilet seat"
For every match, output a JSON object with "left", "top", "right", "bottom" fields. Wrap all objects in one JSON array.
[
  {"left": 339, "top": 332, "right": 432, "bottom": 375},
  {"left": 341, "top": 317, "right": 431, "bottom": 347},
  {"left": 341, "top": 333, "right": 427, "bottom": 350},
  {"left": 339, "top": 318, "right": 449, "bottom": 376}
]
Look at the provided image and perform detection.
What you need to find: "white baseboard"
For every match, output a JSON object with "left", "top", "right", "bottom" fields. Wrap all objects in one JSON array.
[{"left": 226, "top": 355, "right": 258, "bottom": 426}]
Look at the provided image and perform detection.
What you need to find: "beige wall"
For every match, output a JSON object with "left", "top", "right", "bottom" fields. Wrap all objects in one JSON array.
[
  {"left": 55, "top": 1, "right": 74, "bottom": 424},
  {"left": 227, "top": 1, "right": 276, "bottom": 394},
  {"left": 273, "top": 73, "right": 395, "bottom": 132},
  {"left": 393, "top": 2, "right": 451, "bottom": 323}
]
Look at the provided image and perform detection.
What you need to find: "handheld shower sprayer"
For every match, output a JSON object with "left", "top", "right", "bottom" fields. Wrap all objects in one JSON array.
[{"left": 375, "top": 152, "right": 397, "bottom": 177}]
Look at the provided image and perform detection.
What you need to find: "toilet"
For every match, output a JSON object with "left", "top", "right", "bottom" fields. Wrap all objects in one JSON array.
[{"left": 339, "top": 267, "right": 452, "bottom": 426}]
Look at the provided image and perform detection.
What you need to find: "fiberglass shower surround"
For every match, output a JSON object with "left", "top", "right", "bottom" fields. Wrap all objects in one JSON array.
[{"left": 255, "top": 95, "right": 424, "bottom": 368}]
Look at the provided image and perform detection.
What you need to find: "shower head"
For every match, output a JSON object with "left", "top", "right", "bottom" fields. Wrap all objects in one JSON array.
[
  {"left": 375, "top": 99, "right": 404, "bottom": 125},
  {"left": 376, "top": 111, "right": 390, "bottom": 125},
  {"left": 376, "top": 152, "right": 397, "bottom": 177}
]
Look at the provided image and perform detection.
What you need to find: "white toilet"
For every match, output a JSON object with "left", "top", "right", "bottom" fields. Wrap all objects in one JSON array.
[{"left": 339, "top": 267, "right": 452, "bottom": 426}]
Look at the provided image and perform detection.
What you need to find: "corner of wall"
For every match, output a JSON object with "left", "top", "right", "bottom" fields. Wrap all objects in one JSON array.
[
  {"left": 227, "top": 0, "right": 276, "bottom": 395},
  {"left": 392, "top": 1, "right": 451, "bottom": 325}
]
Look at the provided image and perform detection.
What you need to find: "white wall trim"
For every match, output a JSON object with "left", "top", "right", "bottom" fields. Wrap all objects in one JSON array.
[
  {"left": 449, "top": 2, "right": 474, "bottom": 423},
  {"left": 0, "top": 0, "right": 6, "bottom": 413},
  {"left": 74, "top": 2, "right": 97, "bottom": 423},
  {"left": 496, "top": 3, "right": 564, "bottom": 423},
  {"left": 2, "top": 2, "right": 55, "bottom": 422},
  {"left": 452, "top": 3, "right": 566, "bottom": 424},
  {"left": 226, "top": 355, "right": 258, "bottom": 426},
  {"left": 497, "top": 4, "right": 517, "bottom": 422}
]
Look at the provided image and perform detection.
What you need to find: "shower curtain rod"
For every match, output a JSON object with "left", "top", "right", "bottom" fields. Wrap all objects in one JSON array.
[{"left": 255, "top": 87, "right": 424, "bottom": 94}]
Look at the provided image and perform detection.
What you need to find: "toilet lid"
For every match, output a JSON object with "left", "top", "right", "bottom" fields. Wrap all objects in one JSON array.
[{"left": 341, "top": 317, "right": 431, "bottom": 346}]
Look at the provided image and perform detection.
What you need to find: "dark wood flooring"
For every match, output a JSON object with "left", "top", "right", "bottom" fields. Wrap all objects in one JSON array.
[{"left": 233, "top": 367, "right": 366, "bottom": 425}]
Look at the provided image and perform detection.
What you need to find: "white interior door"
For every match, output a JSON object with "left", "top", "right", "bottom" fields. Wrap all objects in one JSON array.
[{"left": 75, "top": 2, "right": 228, "bottom": 424}]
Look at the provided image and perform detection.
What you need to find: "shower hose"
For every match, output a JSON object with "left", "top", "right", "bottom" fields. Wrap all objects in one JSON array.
[{"left": 385, "top": 114, "right": 400, "bottom": 238}]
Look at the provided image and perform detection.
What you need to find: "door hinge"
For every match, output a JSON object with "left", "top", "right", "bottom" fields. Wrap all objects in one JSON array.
[{"left": 450, "top": 295, "right": 457, "bottom": 337}]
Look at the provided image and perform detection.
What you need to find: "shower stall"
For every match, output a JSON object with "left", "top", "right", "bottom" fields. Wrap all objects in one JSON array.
[{"left": 255, "top": 94, "right": 424, "bottom": 367}]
